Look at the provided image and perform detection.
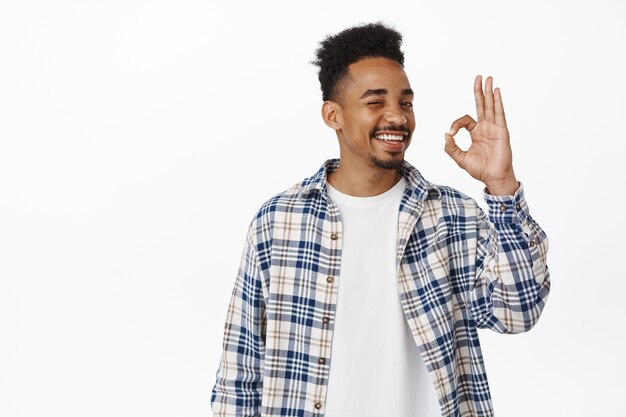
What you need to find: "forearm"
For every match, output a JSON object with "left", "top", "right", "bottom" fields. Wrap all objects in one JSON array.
[
  {"left": 469, "top": 182, "right": 551, "bottom": 334},
  {"left": 211, "top": 232, "right": 266, "bottom": 416},
  {"left": 483, "top": 176, "right": 519, "bottom": 197}
]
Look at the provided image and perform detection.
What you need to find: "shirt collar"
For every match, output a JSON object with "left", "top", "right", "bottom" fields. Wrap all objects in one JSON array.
[{"left": 298, "top": 158, "right": 441, "bottom": 201}]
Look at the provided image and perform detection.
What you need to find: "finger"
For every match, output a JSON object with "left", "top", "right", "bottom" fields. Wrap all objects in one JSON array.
[
  {"left": 485, "top": 76, "right": 495, "bottom": 122},
  {"left": 444, "top": 133, "right": 466, "bottom": 168},
  {"left": 474, "top": 75, "right": 485, "bottom": 121},
  {"left": 449, "top": 114, "right": 477, "bottom": 136},
  {"left": 494, "top": 87, "right": 508, "bottom": 128}
]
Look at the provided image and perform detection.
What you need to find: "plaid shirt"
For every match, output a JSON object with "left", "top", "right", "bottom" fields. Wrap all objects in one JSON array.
[{"left": 211, "top": 158, "right": 550, "bottom": 417}]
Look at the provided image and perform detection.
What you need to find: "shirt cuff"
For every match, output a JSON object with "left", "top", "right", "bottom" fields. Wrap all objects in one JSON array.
[{"left": 482, "top": 182, "right": 528, "bottom": 224}]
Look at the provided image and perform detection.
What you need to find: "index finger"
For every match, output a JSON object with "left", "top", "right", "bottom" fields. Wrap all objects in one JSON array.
[{"left": 474, "top": 75, "right": 485, "bottom": 121}]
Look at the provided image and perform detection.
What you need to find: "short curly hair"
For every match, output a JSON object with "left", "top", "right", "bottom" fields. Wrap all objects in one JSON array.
[{"left": 311, "top": 22, "right": 405, "bottom": 103}]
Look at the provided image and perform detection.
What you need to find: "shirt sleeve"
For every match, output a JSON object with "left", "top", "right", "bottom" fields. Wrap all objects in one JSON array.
[
  {"left": 210, "top": 226, "right": 266, "bottom": 416},
  {"left": 468, "top": 182, "right": 551, "bottom": 334}
]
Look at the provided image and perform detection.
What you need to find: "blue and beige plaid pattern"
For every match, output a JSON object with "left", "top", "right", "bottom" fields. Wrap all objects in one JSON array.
[{"left": 211, "top": 158, "right": 550, "bottom": 417}]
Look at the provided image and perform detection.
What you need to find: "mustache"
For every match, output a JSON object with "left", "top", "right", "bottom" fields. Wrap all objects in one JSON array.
[{"left": 371, "top": 125, "right": 410, "bottom": 135}]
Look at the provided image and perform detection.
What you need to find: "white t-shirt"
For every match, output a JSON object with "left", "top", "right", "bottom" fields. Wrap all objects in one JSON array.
[{"left": 323, "top": 176, "right": 442, "bottom": 417}]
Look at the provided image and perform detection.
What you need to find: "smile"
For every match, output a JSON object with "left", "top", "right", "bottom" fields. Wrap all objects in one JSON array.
[{"left": 373, "top": 132, "right": 407, "bottom": 141}]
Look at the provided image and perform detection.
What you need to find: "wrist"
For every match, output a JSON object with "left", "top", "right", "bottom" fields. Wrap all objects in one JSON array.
[
  {"left": 482, "top": 182, "right": 528, "bottom": 224},
  {"left": 484, "top": 177, "right": 519, "bottom": 196}
]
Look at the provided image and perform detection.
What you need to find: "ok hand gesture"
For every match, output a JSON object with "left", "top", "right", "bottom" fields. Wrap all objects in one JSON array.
[{"left": 444, "top": 75, "right": 520, "bottom": 196}]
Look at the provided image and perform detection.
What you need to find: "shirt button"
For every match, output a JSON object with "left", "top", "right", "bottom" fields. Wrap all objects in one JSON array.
[
  {"left": 318, "top": 357, "right": 326, "bottom": 365},
  {"left": 530, "top": 240, "right": 536, "bottom": 247},
  {"left": 515, "top": 203, "right": 521, "bottom": 211},
  {"left": 314, "top": 401, "right": 323, "bottom": 410},
  {"left": 330, "top": 233, "right": 338, "bottom": 240},
  {"left": 499, "top": 203, "right": 507, "bottom": 212},
  {"left": 322, "top": 316, "right": 330, "bottom": 324},
  {"left": 326, "top": 276, "right": 334, "bottom": 283}
]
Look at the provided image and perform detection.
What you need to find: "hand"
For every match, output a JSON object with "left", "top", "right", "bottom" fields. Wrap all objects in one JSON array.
[{"left": 444, "top": 75, "right": 519, "bottom": 196}]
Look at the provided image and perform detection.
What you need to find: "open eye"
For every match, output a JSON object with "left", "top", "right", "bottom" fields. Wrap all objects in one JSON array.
[{"left": 402, "top": 102, "right": 414, "bottom": 108}]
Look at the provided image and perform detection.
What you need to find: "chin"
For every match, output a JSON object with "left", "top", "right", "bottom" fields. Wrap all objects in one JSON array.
[{"left": 371, "top": 155, "right": 404, "bottom": 170}]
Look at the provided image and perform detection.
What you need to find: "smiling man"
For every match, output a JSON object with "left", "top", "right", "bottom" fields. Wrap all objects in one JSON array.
[
  {"left": 323, "top": 56, "right": 415, "bottom": 195},
  {"left": 211, "top": 22, "right": 550, "bottom": 417}
]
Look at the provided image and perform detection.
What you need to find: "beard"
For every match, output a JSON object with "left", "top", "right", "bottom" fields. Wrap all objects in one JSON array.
[
  {"left": 368, "top": 124, "right": 409, "bottom": 170},
  {"left": 369, "top": 151, "right": 404, "bottom": 170}
]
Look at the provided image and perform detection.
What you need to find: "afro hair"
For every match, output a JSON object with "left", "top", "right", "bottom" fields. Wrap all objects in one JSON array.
[{"left": 311, "top": 22, "right": 405, "bottom": 103}]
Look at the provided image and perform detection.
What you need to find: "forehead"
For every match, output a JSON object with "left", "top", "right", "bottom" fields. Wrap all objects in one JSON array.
[{"left": 346, "top": 57, "right": 411, "bottom": 92}]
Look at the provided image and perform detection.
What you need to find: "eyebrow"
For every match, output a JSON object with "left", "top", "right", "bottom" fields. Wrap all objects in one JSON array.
[{"left": 359, "top": 88, "right": 414, "bottom": 99}]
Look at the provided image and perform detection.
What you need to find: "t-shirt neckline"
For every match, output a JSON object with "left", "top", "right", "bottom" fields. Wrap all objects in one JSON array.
[{"left": 326, "top": 176, "right": 407, "bottom": 206}]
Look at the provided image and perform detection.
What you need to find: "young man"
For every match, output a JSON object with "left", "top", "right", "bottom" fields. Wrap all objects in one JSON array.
[{"left": 210, "top": 22, "right": 550, "bottom": 417}]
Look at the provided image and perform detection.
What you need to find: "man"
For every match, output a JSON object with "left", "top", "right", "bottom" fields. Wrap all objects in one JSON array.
[{"left": 210, "top": 22, "right": 550, "bottom": 417}]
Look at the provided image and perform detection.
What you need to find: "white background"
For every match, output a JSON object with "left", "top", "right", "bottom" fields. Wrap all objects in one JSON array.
[{"left": 1, "top": 1, "right": 625, "bottom": 416}]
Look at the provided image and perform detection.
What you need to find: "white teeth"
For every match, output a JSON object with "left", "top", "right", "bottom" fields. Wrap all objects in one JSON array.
[{"left": 375, "top": 134, "right": 404, "bottom": 141}]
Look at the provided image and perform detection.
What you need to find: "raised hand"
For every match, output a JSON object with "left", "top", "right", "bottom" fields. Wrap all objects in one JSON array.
[{"left": 444, "top": 75, "right": 519, "bottom": 196}]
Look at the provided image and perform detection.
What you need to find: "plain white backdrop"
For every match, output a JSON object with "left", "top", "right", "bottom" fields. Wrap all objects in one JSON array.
[{"left": 1, "top": 1, "right": 625, "bottom": 416}]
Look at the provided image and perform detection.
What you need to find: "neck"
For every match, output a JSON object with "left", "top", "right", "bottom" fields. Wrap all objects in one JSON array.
[{"left": 327, "top": 158, "right": 403, "bottom": 197}]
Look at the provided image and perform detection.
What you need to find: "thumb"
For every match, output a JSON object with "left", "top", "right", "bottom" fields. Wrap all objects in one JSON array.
[{"left": 444, "top": 132, "right": 466, "bottom": 168}]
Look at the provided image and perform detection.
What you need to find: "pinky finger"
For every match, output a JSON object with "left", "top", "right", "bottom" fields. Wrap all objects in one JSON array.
[{"left": 494, "top": 87, "right": 508, "bottom": 128}]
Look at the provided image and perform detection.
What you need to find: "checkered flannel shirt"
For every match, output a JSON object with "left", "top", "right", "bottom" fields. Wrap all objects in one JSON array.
[{"left": 211, "top": 158, "right": 550, "bottom": 417}]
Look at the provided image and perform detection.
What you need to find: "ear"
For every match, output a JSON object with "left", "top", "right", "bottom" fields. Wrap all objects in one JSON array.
[{"left": 321, "top": 100, "right": 343, "bottom": 130}]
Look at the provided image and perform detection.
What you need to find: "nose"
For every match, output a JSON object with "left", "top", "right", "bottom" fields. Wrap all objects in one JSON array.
[{"left": 385, "top": 105, "right": 407, "bottom": 125}]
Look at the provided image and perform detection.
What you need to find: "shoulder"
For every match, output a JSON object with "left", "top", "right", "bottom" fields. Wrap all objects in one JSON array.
[
  {"left": 253, "top": 181, "right": 306, "bottom": 220},
  {"left": 400, "top": 159, "right": 479, "bottom": 212},
  {"left": 422, "top": 181, "right": 484, "bottom": 225},
  {"left": 436, "top": 183, "right": 477, "bottom": 205},
  {"left": 243, "top": 179, "right": 314, "bottom": 242}
]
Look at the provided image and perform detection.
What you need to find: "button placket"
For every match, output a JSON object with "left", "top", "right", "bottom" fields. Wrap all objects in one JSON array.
[
  {"left": 324, "top": 229, "right": 339, "bottom": 329},
  {"left": 316, "top": 212, "right": 340, "bottom": 415}
]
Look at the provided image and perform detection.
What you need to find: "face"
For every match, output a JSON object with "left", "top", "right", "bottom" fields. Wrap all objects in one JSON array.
[{"left": 327, "top": 57, "right": 415, "bottom": 170}]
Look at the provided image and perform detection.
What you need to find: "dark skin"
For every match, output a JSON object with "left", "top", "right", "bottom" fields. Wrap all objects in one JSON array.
[
  {"left": 322, "top": 57, "right": 415, "bottom": 197},
  {"left": 322, "top": 57, "right": 519, "bottom": 197}
]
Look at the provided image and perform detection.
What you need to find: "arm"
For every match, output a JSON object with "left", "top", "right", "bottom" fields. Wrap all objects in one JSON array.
[
  {"left": 443, "top": 75, "right": 550, "bottom": 332},
  {"left": 210, "top": 227, "right": 266, "bottom": 416},
  {"left": 468, "top": 183, "right": 550, "bottom": 333}
]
